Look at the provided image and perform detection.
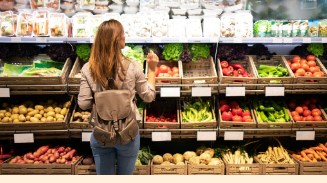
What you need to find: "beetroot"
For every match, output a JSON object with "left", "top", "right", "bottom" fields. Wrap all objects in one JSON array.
[{"left": 83, "top": 158, "right": 94, "bottom": 165}]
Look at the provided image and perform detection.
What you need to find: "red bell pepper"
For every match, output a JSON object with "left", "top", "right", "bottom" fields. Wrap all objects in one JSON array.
[
  {"left": 223, "top": 68, "right": 234, "bottom": 76},
  {"left": 237, "top": 68, "right": 245, "bottom": 74},
  {"left": 220, "top": 61, "right": 229, "bottom": 68},
  {"left": 227, "top": 66, "right": 234, "bottom": 71},
  {"left": 233, "top": 70, "right": 239, "bottom": 77},
  {"left": 232, "top": 64, "right": 244, "bottom": 70}
]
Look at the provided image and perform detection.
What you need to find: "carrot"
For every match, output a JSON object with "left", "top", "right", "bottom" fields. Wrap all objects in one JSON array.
[
  {"left": 309, "top": 148, "right": 322, "bottom": 161},
  {"left": 55, "top": 27, "right": 58, "bottom": 35},
  {"left": 319, "top": 144, "right": 327, "bottom": 153},
  {"left": 301, "top": 151, "right": 313, "bottom": 162},
  {"left": 322, "top": 152, "right": 327, "bottom": 156},
  {"left": 33, "top": 23, "right": 37, "bottom": 32},
  {"left": 325, "top": 142, "right": 327, "bottom": 147},
  {"left": 311, "top": 147, "right": 323, "bottom": 151},
  {"left": 317, "top": 152, "right": 327, "bottom": 162},
  {"left": 307, "top": 154, "right": 314, "bottom": 160},
  {"left": 45, "top": 20, "right": 48, "bottom": 35},
  {"left": 312, "top": 158, "right": 318, "bottom": 162},
  {"left": 303, "top": 149, "right": 315, "bottom": 154}
]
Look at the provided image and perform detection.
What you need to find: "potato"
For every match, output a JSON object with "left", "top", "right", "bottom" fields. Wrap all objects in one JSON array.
[
  {"left": 26, "top": 116, "right": 31, "bottom": 121},
  {"left": 6, "top": 107, "right": 12, "bottom": 113},
  {"left": 47, "top": 111, "right": 55, "bottom": 117},
  {"left": 47, "top": 100, "right": 54, "bottom": 105},
  {"left": 8, "top": 118, "right": 12, "bottom": 123},
  {"left": 26, "top": 121, "right": 31, "bottom": 123},
  {"left": 19, "top": 107, "right": 27, "bottom": 115},
  {"left": 27, "top": 108, "right": 34, "bottom": 112},
  {"left": 19, "top": 115, "right": 26, "bottom": 122},
  {"left": 60, "top": 108, "right": 67, "bottom": 116},
  {"left": 12, "top": 107, "right": 19, "bottom": 114},
  {"left": 52, "top": 103, "right": 58, "bottom": 108},
  {"left": 19, "top": 105, "right": 26, "bottom": 109},
  {"left": 27, "top": 110, "right": 39, "bottom": 117},
  {"left": 45, "top": 107, "right": 54, "bottom": 113},
  {"left": 30, "top": 117, "right": 39, "bottom": 122},
  {"left": 39, "top": 110, "right": 44, "bottom": 116},
  {"left": 40, "top": 117, "right": 46, "bottom": 122},
  {"left": 55, "top": 114, "right": 64, "bottom": 119},
  {"left": 11, "top": 114, "right": 19, "bottom": 120},
  {"left": 13, "top": 119, "right": 20, "bottom": 123},
  {"left": 63, "top": 101, "right": 71, "bottom": 108},
  {"left": 2, "top": 117, "right": 9, "bottom": 122},
  {"left": 0, "top": 110, "right": 6, "bottom": 113},
  {"left": 2, "top": 102, "right": 8, "bottom": 108},
  {"left": 43, "top": 114, "right": 47, "bottom": 118},
  {"left": 46, "top": 116, "right": 54, "bottom": 122},
  {"left": 58, "top": 104, "right": 63, "bottom": 108},
  {"left": 57, "top": 118, "right": 64, "bottom": 121},
  {"left": 5, "top": 112, "right": 11, "bottom": 117},
  {"left": 34, "top": 114, "right": 42, "bottom": 119},
  {"left": 53, "top": 118, "right": 57, "bottom": 121},
  {"left": 54, "top": 107, "right": 61, "bottom": 114},
  {"left": 35, "top": 105, "right": 44, "bottom": 110},
  {"left": 0, "top": 113, "right": 4, "bottom": 118}
]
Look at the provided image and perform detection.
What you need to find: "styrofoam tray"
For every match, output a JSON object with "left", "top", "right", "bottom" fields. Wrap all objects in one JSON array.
[
  {"left": 172, "top": 15, "right": 187, "bottom": 19},
  {"left": 187, "top": 9, "right": 202, "bottom": 15},
  {"left": 96, "top": 1, "right": 110, "bottom": 5},
  {"left": 171, "top": 8, "right": 186, "bottom": 15}
]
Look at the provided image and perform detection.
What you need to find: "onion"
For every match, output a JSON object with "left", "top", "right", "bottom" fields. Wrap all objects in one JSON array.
[{"left": 83, "top": 158, "right": 94, "bottom": 165}]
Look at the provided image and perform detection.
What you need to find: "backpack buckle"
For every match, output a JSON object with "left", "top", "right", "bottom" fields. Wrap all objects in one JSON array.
[
  {"left": 111, "top": 110, "right": 119, "bottom": 131},
  {"left": 100, "top": 135, "right": 107, "bottom": 147},
  {"left": 112, "top": 120, "right": 119, "bottom": 131}
]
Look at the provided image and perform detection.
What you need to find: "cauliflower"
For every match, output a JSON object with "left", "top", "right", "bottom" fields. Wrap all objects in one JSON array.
[
  {"left": 200, "top": 153, "right": 211, "bottom": 165},
  {"left": 196, "top": 146, "right": 207, "bottom": 156},
  {"left": 183, "top": 151, "right": 197, "bottom": 161},
  {"left": 189, "top": 156, "right": 200, "bottom": 165},
  {"left": 153, "top": 155, "right": 163, "bottom": 164},
  {"left": 172, "top": 153, "right": 184, "bottom": 164},
  {"left": 176, "top": 162, "right": 185, "bottom": 165},
  {"left": 204, "top": 148, "right": 215, "bottom": 158},
  {"left": 163, "top": 153, "right": 173, "bottom": 163}
]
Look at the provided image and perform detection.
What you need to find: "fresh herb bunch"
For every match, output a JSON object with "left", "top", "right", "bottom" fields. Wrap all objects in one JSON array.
[
  {"left": 125, "top": 43, "right": 135, "bottom": 49},
  {"left": 162, "top": 43, "right": 183, "bottom": 61},
  {"left": 137, "top": 146, "right": 153, "bottom": 165},
  {"left": 290, "top": 45, "right": 312, "bottom": 57},
  {"left": 189, "top": 44, "right": 210, "bottom": 61},
  {"left": 180, "top": 44, "right": 193, "bottom": 63},
  {"left": 143, "top": 44, "right": 163, "bottom": 59},
  {"left": 46, "top": 44, "right": 77, "bottom": 62},
  {"left": 76, "top": 44, "right": 91, "bottom": 61},
  {"left": 307, "top": 43, "right": 324, "bottom": 57},
  {"left": 233, "top": 44, "right": 250, "bottom": 60},
  {"left": 217, "top": 44, "right": 235, "bottom": 61},
  {"left": 250, "top": 44, "right": 276, "bottom": 59}
]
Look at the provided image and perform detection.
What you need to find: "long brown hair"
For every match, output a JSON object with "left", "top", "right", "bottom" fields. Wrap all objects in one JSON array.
[{"left": 89, "top": 20, "right": 127, "bottom": 87}]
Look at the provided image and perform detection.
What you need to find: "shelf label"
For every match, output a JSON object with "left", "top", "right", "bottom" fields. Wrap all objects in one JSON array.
[
  {"left": 36, "top": 37, "right": 47, "bottom": 43},
  {"left": 160, "top": 87, "right": 180, "bottom": 97},
  {"left": 210, "top": 37, "right": 219, "bottom": 43},
  {"left": 82, "top": 132, "right": 92, "bottom": 142},
  {"left": 224, "top": 131, "right": 244, "bottom": 141},
  {"left": 14, "top": 133, "right": 34, "bottom": 143},
  {"left": 233, "top": 38, "right": 242, "bottom": 43},
  {"left": 197, "top": 131, "right": 216, "bottom": 141},
  {"left": 273, "top": 38, "right": 283, "bottom": 43},
  {"left": 296, "top": 131, "right": 315, "bottom": 141},
  {"left": 11, "top": 37, "right": 21, "bottom": 42},
  {"left": 192, "top": 87, "right": 211, "bottom": 97},
  {"left": 265, "top": 87, "right": 285, "bottom": 96},
  {"left": 226, "top": 87, "right": 245, "bottom": 97},
  {"left": 0, "top": 88, "right": 10, "bottom": 97},
  {"left": 152, "top": 37, "right": 161, "bottom": 43},
  {"left": 179, "top": 37, "right": 188, "bottom": 43},
  {"left": 152, "top": 132, "right": 171, "bottom": 141},
  {"left": 283, "top": 38, "right": 293, "bottom": 43},
  {"left": 322, "top": 38, "right": 327, "bottom": 43},
  {"left": 90, "top": 37, "right": 95, "bottom": 43},
  {"left": 302, "top": 38, "right": 311, "bottom": 43}
]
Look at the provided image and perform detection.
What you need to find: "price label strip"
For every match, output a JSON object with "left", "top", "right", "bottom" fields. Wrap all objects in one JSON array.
[
  {"left": 197, "top": 131, "right": 216, "bottom": 141},
  {"left": 36, "top": 37, "right": 47, "bottom": 43},
  {"left": 296, "top": 131, "right": 315, "bottom": 141},
  {"left": 283, "top": 38, "right": 293, "bottom": 43},
  {"left": 160, "top": 87, "right": 180, "bottom": 97},
  {"left": 322, "top": 38, "right": 327, "bottom": 43},
  {"left": 226, "top": 87, "right": 245, "bottom": 97},
  {"left": 11, "top": 37, "right": 21, "bottom": 42},
  {"left": 152, "top": 37, "right": 161, "bottom": 43},
  {"left": 302, "top": 38, "right": 311, "bottom": 43},
  {"left": 14, "top": 133, "right": 34, "bottom": 143},
  {"left": 152, "top": 132, "right": 171, "bottom": 141},
  {"left": 82, "top": 132, "right": 92, "bottom": 142},
  {"left": 0, "top": 88, "right": 10, "bottom": 97},
  {"left": 265, "top": 87, "right": 285, "bottom": 96},
  {"left": 210, "top": 37, "right": 219, "bottom": 43},
  {"left": 224, "top": 131, "right": 244, "bottom": 141},
  {"left": 179, "top": 37, "right": 188, "bottom": 43},
  {"left": 233, "top": 38, "right": 242, "bottom": 43},
  {"left": 273, "top": 38, "right": 283, "bottom": 43},
  {"left": 192, "top": 87, "right": 211, "bottom": 97}
]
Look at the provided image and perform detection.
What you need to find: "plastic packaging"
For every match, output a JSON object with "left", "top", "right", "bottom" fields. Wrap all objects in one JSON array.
[
  {"left": 139, "top": 0, "right": 155, "bottom": 12},
  {"left": 49, "top": 13, "right": 67, "bottom": 37},
  {"left": 96, "top": 0, "right": 110, "bottom": 5},
  {"left": 0, "top": 11, "right": 15, "bottom": 36},
  {"left": 103, "top": 13, "right": 120, "bottom": 21},
  {"left": 80, "top": 0, "right": 95, "bottom": 9},
  {"left": 151, "top": 11, "right": 168, "bottom": 37},
  {"left": 180, "top": 0, "right": 199, "bottom": 9},
  {"left": 235, "top": 12, "right": 252, "bottom": 38},
  {"left": 159, "top": 0, "right": 179, "bottom": 7},
  {"left": 308, "top": 20, "right": 318, "bottom": 37},
  {"left": 124, "top": 6, "right": 138, "bottom": 14},
  {"left": 267, "top": 21, "right": 271, "bottom": 37},
  {"left": 185, "top": 19, "right": 201, "bottom": 37},
  {"left": 89, "top": 15, "right": 103, "bottom": 37},
  {"left": 300, "top": 20, "right": 308, "bottom": 37},
  {"left": 154, "top": 5, "right": 170, "bottom": 13},
  {"left": 68, "top": 18, "right": 73, "bottom": 37},
  {"left": 120, "top": 14, "right": 137, "bottom": 37},
  {"left": 253, "top": 20, "right": 267, "bottom": 37},
  {"left": 282, "top": 20, "right": 293, "bottom": 37},
  {"left": 32, "top": 11, "right": 49, "bottom": 37},
  {"left": 220, "top": 13, "right": 235, "bottom": 38},
  {"left": 44, "top": 0, "right": 60, "bottom": 10},
  {"left": 135, "top": 12, "right": 151, "bottom": 37},
  {"left": 203, "top": 18, "right": 220, "bottom": 37},
  {"left": 13, "top": 14, "right": 17, "bottom": 35},
  {"left": 319, "top": 19, "right": 327, "bottom": 37},
  {"left": 93, "top": 5, "right": 109, "bottom": 14},
  {"left": 16, "top": 13, "right": 33, "bottom": 37},
  {"left": 278, "top": 20, "right": 283, "bottom": 37},
  {"left": 223, "top": 0, "right": 242, "bottom": 12},
  {"left": 171, "top": 8, "right": 187, "bottom": 15},
  {"left": 269, "top": 20, "right": 279, "bottom": 38},
  {"left": 73, "top": 13, "right": 90, "bottom": 37},
  {"left": 30, "top": 0, "right": 44, "bottom": 9},
  {"left": 202, "top": 0, "right": 223, "bottom": 11},
  {"left": 126, "top": 0, "right": 139, "bottom": 6},
  {"left": 292, "top": 20, "right": 301, "bottom": 37},
  {"left": 168, "top": 19, "right": 185, "bottom": 37}
]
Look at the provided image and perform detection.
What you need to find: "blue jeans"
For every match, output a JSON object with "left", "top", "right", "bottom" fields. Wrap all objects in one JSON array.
[{"left": 90, "top": 130, "right": 140, "bottom": 175}]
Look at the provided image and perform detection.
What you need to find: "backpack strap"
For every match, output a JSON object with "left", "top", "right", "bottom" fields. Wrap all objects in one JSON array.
[{"left": 115, "top": 58, "right": 130, "bottom": 90}]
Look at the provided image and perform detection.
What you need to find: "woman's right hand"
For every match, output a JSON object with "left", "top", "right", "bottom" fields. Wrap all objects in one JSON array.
[{"left": 146, "top": 50, "right": 159, "bottom": 71}]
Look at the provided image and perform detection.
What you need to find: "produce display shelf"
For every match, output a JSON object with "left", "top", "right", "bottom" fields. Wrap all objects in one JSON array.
[
  {"left": 0, "top": 37, "right": 67, "bottom": 43},
  {"left": 219, "top": 37, "right": 325, "bottom": 44},
  {"left": 0, "top": 129, "right": 70, "bottom": 140}
]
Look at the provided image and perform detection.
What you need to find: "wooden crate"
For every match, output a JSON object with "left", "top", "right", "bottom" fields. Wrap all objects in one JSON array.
[
  {"left": 0, "top": 162, "right": 2, "bottom": 175},
  {"left": 0, "top": 95, "right": 73, "bottom": 131},
  {"left": 69, "top": 103, "right": 93, "bottom": 129},
  {"left": 2, "top": 156, "right": 81, "bottom": 175},
  {"left": 251, "top": 55, "right": 294, "bottom": 90},
  {"left": 74, "top": 157, "right": 96, "bottom": 175},
  {"left": 218, "top": 98, "right": 257, "bottom": 135},
  {"left": 68, "top": 57, "right": 86, "bottom": 91},
  {"left": 145, "top": 60, "right": 182, "bottom": 91},
  {"left": 254, "top": 157, "right": 298, "bottom": 175},
  {"left": 217, "top": 56, "right": 257, "bottom": 92},
  {"left": 151, "top": 160, "right": 187, "bottom": 175},
  {"left": 0, "top": 55, "right": 72, "bottom": 88},
  {"left": 292, "top": 155, "right": 327, "bottom": 175},
  {"left": 223, "top": 159, "right": 260, "bottom": 175},
  {"left": 283, "top": 55, "right": 327, "bottom": 90},
  {"left": 180, "top": 98, "right": 217, "bottom": 138},
  {"left": 188, "top": 163, "right": 224, "bottom": 175},
  {"left": 144, "top": 99, "right": 180, "bottom": 137},
  {"left": 181, "top": 56, "right": 218, "bottom": 92}
]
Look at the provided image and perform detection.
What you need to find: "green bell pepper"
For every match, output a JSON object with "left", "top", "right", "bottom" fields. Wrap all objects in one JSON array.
[
  {"left": 283, "top": 107, "right": 290, "bottom": 122},
  {"left": 276, "top": 118, "right": 286, "bottom": 122},
  {"left": 260, "top": 111, "right": 269, "bottom": 122},
  {"left": 271, "top": 101, "right": 282, "bottom": 111},
  {"left": 268, "top": 112, "right": 276, "bottom": 121}
]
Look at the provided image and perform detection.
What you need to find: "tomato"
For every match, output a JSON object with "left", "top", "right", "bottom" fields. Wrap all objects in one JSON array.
[
  {"left": 306, "top": 55, "right": 316, "bottom": 61},
  {"left": 319, "top": 71, "right": 325, "bottom": 77},
  {"left": 172, "top": 67, "right": 179, "bottom": 74},
  {"left": 244, "top": 118, "right": 252, "bottom": 122},
  {"left": 172, "top": 73, "right": 179, "bottom": 77},
  {"left": 309, "top": 103, "right": 317, "bottom": 110},
  {"left": 291, "top": 111, "right": 299, "bottom": 116},
  {"left": 291, "top": 63, "right": 301, "bottom": 72},
  {"left": 295, "top": 107, "right": 304, "bottom": 114},
  {"left": 242, "top": 116, "right": 252, "bottom": 121},
  {"left": 293, "top": 115, "right": 302, "bottom": 122},
  {"left": 294, "top": 73, "right": 302, "bottom": 77},
  {"left": 232, "top": 115, "right": 243, "bottom": 122},
  {"left": 159, "top": 65, "right": 169, "bottom": 73},
  {"left": 313, "top": 72, "right": 322, "bottom": 77},
  {"left": 304, "top": 72, "right": 313, "bottom": 77},
  {"left": 172, "top": 119, "right": 177, "bottom": 122},
  {"left": 303, "top": 99, "right": 311, "bottom": 106},
  {"left": 312, "top": 109, "right": 321, "bottom": 116},
  {"left": 155, "top": 66, "right": 160, "bottom": 77},
  {"left": 307, "top": 61, "right": 316, "bottom": 67},
  {"left": 301, "top": 63, "right": 309, "bottom": 71},
  {"left": 295, "top": 68, "right": 305, "bottom": 76},
  {"left": 219, "top": 99, "right": 228, "bottom": 106},
  {"left": 292, "top": 56, "right": 301, "bottom": 63},
  {"left": 288, "top": 101, "right": 297, "bottom": 109},
  {"left": 302, "top": 117, "right": 307, "bottom": 121},
  {"left": 315, "top": 66, "right": 321, "bottom": 71},
  {"left": 309, "top": 67, "right": 318, "bottom": 73},
  {"left": 287, "top": 60, "right": 291, "bottom": 67},
  {"left": 222, "top": 111, "right": 233, "bottom": 121},
  {"left": 314, "top": 116, "right": 323, "bottom": 121},
  {"left": 220, "top": 104, "right": 230, "bottom": 112},
  {"left": 300, "top": 59, "right": 307, "bottom": 65},
  {"left": 167, "top": 71, "right": 173, "bottom": 76},
  {"left": 301, "top": 105, "right": 309, "bottom": 110},
  {"left": 303, "top": 110, "right": 312, "bottom": 117},
  {"left": 232, "top": 107, "right": 243, "bottom": 116},
  {"left": 306, "top": 115, "right": 314, "bottom": 121},
  {"left": 242, "top": 111, "right": 251, "bottom": 117},
  {"left": 310, "top": 97, "right": 317, "bottom": 104},
  {"left": 229, "top": 101, "right": 239, "bottom": 109}
]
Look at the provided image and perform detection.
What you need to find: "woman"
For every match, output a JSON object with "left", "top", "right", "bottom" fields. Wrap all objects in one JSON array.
[{"left": 78, "top": 20, "right": 158, "bottom": 175}]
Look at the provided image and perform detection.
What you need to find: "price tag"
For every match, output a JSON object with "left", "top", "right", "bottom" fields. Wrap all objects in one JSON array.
[
  {"left": 152, "top": 132, "right": 171, "bottom": 141},
  {"left": 179, "top": 37, "right": 188, "bottom": 43},
  {"left": 233, "top": 38, "right": 242, "bottom": 43},
  {"left": 265, "top": 87, "right": 285, "bottom": 96},
  {"left": 90, "top": 37, "right": 95, "bottom": 43},
  {"left": 210, "top": 37, "right": 219, "bottom": 43},
  {"left": 197, "top": 131, "right": 216, "bottom": 141},
  {"left": 36, "top": 37, "right": 47, "bottom": 43},
  {"left": 302, "top": 38, "right": 311, "bottom": 43},
  {"left": 273, "top": 38, "right": 283, "bottom": 43},
  {"left": 192, "top": 87, "right": 211, "bottom": 97},
  {"left": 226, "top": 87, "right": 245, "bottom": 97},
  {"left": 0, "top": 88, "right": 10, "bottom": 97},
  {"left": 152, "top": 37, "right": 161, "bottom": 43},
  {"left": 283, "top": 38, "right": 293, "bottom": 43},
  {"left": 14, "top": 133, "right": 34, "bottom": 143},
  {"left": 82, "top": 132, "right": 92, "bottom": 142},
  {"left": 322, "top": 38, "right": 327, "bottom": 43},
  {"left": 11, "top": 37, "right": 21, "bottom": 42},
  {"left": 160, "top": 87, "right": 180, "bottom": 97},
  {"left": 224, "top": 131, "right": 244, "bottom": 141},
  {"left": 296, "top": 131, "right": 315, "bottom": 141}
]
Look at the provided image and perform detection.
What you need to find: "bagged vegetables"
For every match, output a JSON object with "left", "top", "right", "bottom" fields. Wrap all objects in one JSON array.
[
  {"left": 0, "top": 11, "right": 15, "bottom": 36},
  {"left": 32, "top": 11, "right": 49, "bottom": 37},
  {"left": 319, "top": 19, "right": 327, "bottom": 37},
  {"left": 168, "top": 19, "right": 185, "bottom": 38},
  {"left": 16, "top": 13, "right": 33, "bottom": 37},
  {"left": 253, "top": 20, "right": 267, "bottom": 37},
  {"left": 203, "top": 18, "right": 220, "bottom": 37},
  {"left": 90, "top": 15, "right": 103, "bottom": 38},
  {"left": 73, "top": 13, "right": 90, "bottom": 38},
  {"left": 181, "top": 98, "right": 213, "bottom": 123},
  {"left": 308, "top": 20, "right": 318, "bottom": 37},
  {"left": 49, "top": 13, "right": 67, "bottom": 37}
]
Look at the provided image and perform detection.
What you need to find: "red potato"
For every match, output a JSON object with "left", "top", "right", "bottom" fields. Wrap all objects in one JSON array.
[
  {"left": 18, "top": 160, "right": 26, "bottom": 164},
  {"left": 9, "top": 158, "right": 17, "bottom": 164},
  {"left": 26, "top": 160, "right": 34, "bottom": 164},
  {"left": 64, "top": 149, "right": 76, "bottom": 160},
  {"left": 16, "top": 156, "right": 22, "bottom": 160},
  {"left": 64, "top": 147, "right": 71, "bottom": 152},
  {"left": 58, "top": 147, "right": 65, "bottom": 153},
  {"left": 48, "top": 154, "right": 53, "bottom": 157},
  {"left": 49, "top": 156, "right": 57, "bottom": 163},
  {"left": 44, "top": 160, "right": 50, "bottom": 164},
  {"left": 38, "top": 155, "right": 45, "bottom": 161},
  {"left": 46, "top": 149, "right": 52, "bottom": 154},
  {"left": 51, "top": 149, "right": 57, "bottom": 154},
  {"left": 54, "top": 152, "right": 60, "bottom": 159},
  {"left": 25, "top": 153, "right": 35, "bottom": 160},
  {"left": 34, "top": 157, "right": 39, "bottom": 161},
  {"left": 34, "top": 161, "right": 40, "bottom": 164},
  {"left": 41, "top": 156, "right": 49, "bottom": 162}
]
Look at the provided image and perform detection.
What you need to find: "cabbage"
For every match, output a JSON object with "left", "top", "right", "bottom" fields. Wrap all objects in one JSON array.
[{"left": 121, "top": 46, "right": 145, "bottom": 70}]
